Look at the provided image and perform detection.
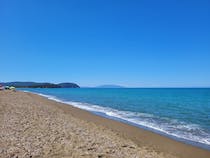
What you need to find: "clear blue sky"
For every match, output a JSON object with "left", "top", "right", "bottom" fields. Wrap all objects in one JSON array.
[{"left": 0, "top": 0, "right": 209, "bottom": 87}]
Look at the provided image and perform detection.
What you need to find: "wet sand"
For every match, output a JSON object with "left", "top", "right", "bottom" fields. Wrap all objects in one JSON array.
[{"left": 0, "top": 90, "right": 210, "bottom": 158}]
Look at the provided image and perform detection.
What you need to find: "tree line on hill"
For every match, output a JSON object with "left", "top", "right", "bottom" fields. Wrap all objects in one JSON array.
[{"left": 0, "top": 82, "right": 80, "bottom": 88}]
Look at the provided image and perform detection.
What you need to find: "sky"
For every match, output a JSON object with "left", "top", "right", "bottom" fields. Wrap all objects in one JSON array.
[{"left": 0, "top": 0, "right": 210, "bottom": 87}]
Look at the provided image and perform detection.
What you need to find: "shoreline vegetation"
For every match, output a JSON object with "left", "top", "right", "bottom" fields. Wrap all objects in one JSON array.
[
  {"left": 0, "top": 82, "right": 80, "bottom": 88},
  {"left": 0, "top": 91, "right": 210, "bottom": 158}
]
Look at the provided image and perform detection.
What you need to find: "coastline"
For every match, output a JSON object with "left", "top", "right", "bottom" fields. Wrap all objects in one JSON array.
[
  {"left": 1, "top": 91, "right": 210, "bottom": 158},
  {"left": 24, "top": 88, "right": 210, "bottom": 150}
]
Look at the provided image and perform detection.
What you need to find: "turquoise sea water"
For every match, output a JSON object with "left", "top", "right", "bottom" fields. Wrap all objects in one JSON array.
[{"left": 20, "top": 88, "right": 210, "bottom": 149}]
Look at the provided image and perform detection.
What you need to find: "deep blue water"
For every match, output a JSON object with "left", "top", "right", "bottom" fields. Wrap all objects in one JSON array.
[{"left": 20, "top": 88, "right": 210, "bottom": 149}]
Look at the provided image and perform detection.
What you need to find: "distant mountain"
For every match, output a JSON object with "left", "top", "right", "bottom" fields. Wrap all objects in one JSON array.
[
  {"left": 96, "top": 85, "right": 124, "bottom": 88},
  {"left": 0, "top": 82, "right": 80, "bottom": 88}
]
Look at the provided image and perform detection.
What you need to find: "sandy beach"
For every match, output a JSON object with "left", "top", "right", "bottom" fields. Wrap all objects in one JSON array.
[{"left": 0, "top": 91, "right": 210, "bottom": 158}]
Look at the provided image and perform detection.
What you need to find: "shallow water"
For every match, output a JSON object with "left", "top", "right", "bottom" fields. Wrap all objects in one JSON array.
[{"left": 20, "top": 88, "right": 210, "bottom": 149}]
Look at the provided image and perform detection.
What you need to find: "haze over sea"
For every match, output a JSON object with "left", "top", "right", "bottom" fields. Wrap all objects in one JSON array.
[{"left": 21, "top": 88, "right": 210, "bottom": 149}]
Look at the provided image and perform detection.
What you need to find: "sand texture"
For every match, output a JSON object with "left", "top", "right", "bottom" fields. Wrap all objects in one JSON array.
[{"left": 0, "top": 91, "right": 209, "bottom": 158}]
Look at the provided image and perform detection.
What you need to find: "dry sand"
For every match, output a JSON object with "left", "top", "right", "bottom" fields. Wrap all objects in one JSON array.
[{"left": 0, "top": 91, "right": 210, "bottom": 158}]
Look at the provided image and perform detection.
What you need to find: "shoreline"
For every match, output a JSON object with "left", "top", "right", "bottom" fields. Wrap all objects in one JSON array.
[
  {"left": 24, "top": 89, "right": 210, "bottom": 151},
  {"left": 22, "top": 92, "right": 210, "bottom": 158},
  {"left": 1, "top": 90, "right": 210, "bottom": 158},
  {"left": 40, "top": 95, "right": 210, "bottom": 158},
  {"left": 92, "top": 111, "right": 210, "bottom": 151}
]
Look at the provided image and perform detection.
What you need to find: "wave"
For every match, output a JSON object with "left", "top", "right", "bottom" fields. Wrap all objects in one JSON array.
[{"left": 23, "top": 90, "right": 210, "bottom": 147}]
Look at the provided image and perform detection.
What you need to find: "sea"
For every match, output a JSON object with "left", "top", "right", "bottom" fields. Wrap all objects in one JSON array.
[{"left": 20, "top": 88, "right": 210, "bottom": 150}]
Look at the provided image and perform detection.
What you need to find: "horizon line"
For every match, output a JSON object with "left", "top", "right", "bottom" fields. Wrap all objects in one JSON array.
[{"left": 1, "top": 81, "right": 210, "bottom": 88}]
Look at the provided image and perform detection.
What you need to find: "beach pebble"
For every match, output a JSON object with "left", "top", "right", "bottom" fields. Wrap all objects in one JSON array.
[{"left": 0, "top": 91, "right": 177, "bottom": 158}]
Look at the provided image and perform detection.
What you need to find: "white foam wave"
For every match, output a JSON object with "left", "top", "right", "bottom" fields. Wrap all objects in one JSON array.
[{"left": 23, "top": 90, "right": 210, "bottom": 146}]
